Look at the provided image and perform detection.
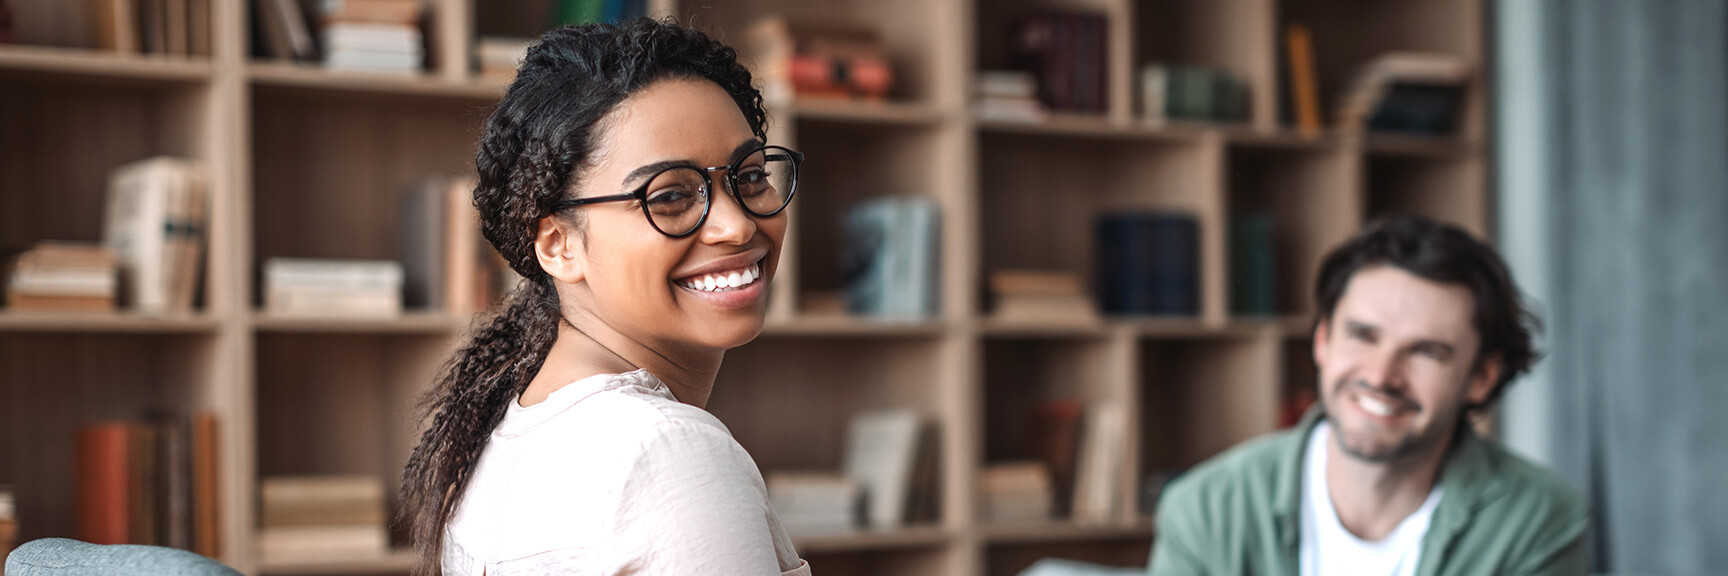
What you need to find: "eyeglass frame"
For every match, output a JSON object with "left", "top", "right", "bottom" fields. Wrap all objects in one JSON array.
[{"left": 549, "top": 145, "right": 804, "bottom": 238}]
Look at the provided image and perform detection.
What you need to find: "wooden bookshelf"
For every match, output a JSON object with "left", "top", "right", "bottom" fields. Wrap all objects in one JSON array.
[{"left": 0, "top": 0, "right": 1489, "bottom": 574}]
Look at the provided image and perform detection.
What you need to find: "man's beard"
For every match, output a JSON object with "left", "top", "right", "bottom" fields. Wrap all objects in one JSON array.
[{"left": 1324, "top": 378, "right": 1453, "bottom": 464}]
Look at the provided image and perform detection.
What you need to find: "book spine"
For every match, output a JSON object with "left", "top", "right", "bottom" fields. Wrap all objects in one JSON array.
[{"left": 76, "top": 422, "right": 134, "bottom": 545}]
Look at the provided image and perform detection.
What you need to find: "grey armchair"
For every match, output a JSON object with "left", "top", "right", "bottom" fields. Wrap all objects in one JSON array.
[{"left": 5, "top": 538, "right": 240, "bottom": 576}]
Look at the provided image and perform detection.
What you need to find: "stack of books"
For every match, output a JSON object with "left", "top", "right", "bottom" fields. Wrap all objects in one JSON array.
[
  {"left": 1009, "top": 11, "right": 1108, "bottom": 114},
  {"left": 988, "top": 269, "right": 1098, "bottom": 324},
  {"left": 841, "top": 196, "right": 941, "bottom": 321},
  {"left": 3, "top": 242, "right": 118, "bottom": 312},
  {"left": 74, "top": 414, "right": 222, "bottom": 554},
  {"left": 766, "top": 472, "right": 859, "bottom": 535},
  {"left": 1140, "top": 64, "right": 1249, "bottom": 125},
  {"left": 1095, "top": 212, "right": 1199, "bottom": 316},
  {"left": 103, "top": 156, "right": 209, "bottom": 315},
  {"left": 264, "top": 258, "right": 404, "bottom": 317},
  {"left": 317, "top": 0, "right": 426, "bottom": 74},
  {"left": 88, "top": 0, "right": 211, "bottom": 56},
  {"left": 974, "top": 70, "right": 1047, "bottom": 123},
  {"left": 842, "top": 409, "right": 938, "bottom": 530},
  {"left": 980, "top": 461, "right": 1053, "bottom": 524},
  {"left": 259, "top": 475, "right": 388, "bottom": 563},
  {"left": 1334, "top": 51, "right": 1470, "bottom": 135}
]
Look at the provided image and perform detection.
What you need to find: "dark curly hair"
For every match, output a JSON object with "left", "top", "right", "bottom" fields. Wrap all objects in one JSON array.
[
  {"left": 1313, "top": 214, "right": 1543, "bottom": 415},
  {"left": 398, "top": 18, "right": 766, "bottom": 574}
]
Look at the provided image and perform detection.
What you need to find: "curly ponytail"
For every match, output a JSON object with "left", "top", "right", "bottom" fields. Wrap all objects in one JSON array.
[{"left": 398, "top": 18, "right": 766, "bottom": 574}]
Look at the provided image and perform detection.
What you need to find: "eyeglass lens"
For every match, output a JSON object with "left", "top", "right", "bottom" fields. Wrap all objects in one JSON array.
[{"left": 641, "top": 147, "right": 796, "bottom": 236}]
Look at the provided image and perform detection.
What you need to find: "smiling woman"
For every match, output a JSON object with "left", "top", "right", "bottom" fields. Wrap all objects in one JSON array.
[{"left": 398, "top": 19, "right": 810, "bottom": 576}]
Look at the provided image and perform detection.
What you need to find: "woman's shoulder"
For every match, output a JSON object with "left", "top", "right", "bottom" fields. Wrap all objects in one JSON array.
[{"left": 500, "top": 370, "right": 730, "bottom": 441}]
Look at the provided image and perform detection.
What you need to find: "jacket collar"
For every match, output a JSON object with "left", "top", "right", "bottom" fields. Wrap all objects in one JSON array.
[{"left": 1271, "top": 406, "right": 1508, "bottom": 557}]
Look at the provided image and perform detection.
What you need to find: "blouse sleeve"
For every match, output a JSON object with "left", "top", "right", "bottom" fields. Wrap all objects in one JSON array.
[{"left": 605, "top": 420, "right": 806, "bottom": 575}]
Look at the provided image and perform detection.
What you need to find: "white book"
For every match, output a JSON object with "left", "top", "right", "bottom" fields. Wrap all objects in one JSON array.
[
  {"left": 1071, "top": 403, "right": 1127, "bottom": 524},
  {"left": 320, "top": 22, "right": 422, "bottom": 54},
  {"left": 8, "top": 269, "right": 117, "bottom": 296},
  {"left": 265, "top": 258, "right": 403, "bottom": 290},
  {"left": 258, "top": 525, "right": 387, "bottom": 561},
  {"left": 842, "top": 409, "right": 921, "bottom": 529},
  {"left": 323, "top": 49, "right": 423, "bottom": 73},
  {"left": 104, "top": 157, "right": 192, "bottom": 314}
]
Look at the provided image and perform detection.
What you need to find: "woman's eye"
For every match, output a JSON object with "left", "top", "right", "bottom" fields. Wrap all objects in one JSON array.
[{"left": 645, "top": 188, "right": 699, "bottom": 213}]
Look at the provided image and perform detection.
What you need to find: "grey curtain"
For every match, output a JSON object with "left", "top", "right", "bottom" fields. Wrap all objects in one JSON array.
[{"left": 1497, "top": 0, "right": 1728, "bottom": 574}]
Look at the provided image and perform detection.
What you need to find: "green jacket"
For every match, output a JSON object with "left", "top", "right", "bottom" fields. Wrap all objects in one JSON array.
[{"left": 1148, "top": 409, "right": 1588, "bottom": 576}]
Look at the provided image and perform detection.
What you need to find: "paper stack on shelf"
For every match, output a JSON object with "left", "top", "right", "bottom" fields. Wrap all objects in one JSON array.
[
  {"left": 766, "top": 471, "right": 859, "bottom": 536},
  {"left": 975, "top": 70, "right": 1047, "bottom": 123},
  {"left": 989, "top": 269, "right": 1098, "bottom": 324},
  {"left": 264, "top": 258, "right": 404, "bottom": 317},
  {"left": 317, "top": 0, "right": 426, "bottom": 74},
  {"left": 980, "top": 461, "right": 1053, "bottom": 524},
  {"left": 259, "top": 475, "right": 388, "bottom": 563},
  {"left": 3, "top": 242, "right": 118, "bottom": 312}
]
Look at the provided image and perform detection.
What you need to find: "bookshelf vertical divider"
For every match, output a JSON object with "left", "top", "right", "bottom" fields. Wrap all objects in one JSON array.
[{"left": 0, "top": 0, "right": 1487, "bottom": 574}]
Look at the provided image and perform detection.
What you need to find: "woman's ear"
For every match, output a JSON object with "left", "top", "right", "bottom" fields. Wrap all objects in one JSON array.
[{"left": 534, "top": 215, "right": 586, "bottom": 285}]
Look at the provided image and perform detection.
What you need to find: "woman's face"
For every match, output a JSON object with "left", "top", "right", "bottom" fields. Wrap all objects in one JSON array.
[{"left": 563, "top": 78, "right": 785, "bottom": 352}]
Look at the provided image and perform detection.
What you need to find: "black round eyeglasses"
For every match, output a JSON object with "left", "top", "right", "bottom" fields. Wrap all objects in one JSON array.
[{"left": 551, "top": 145, "right": 804, "bottom": 238}]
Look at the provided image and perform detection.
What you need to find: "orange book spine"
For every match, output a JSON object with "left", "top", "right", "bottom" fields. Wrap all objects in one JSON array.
[
  {"left": 76, "top": 422, "right": 134, "bottom": 544},
  {"left": 1286, "top": 23, "right": 1322, "bottom": 136}
]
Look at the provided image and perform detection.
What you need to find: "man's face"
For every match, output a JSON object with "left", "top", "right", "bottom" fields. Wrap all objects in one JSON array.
[{"left": 1314, "top": 265, "right": 1498, "bottom": 463}]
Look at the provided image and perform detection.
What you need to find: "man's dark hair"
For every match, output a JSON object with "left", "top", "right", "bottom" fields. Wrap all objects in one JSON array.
[{"left": 1313, "top": 214, "right": 1542, "bottom": 410}]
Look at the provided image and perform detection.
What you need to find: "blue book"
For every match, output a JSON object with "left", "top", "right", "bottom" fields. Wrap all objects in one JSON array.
[
  {"left": 843, "top": 196, "right": 941, "bottom": 319},
  {"left": 1095, "top": 212, "right": 1198, "bottom": 315}
]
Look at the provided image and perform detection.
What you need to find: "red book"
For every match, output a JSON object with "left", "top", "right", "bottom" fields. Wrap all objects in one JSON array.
[{"left": 76, "top": 422, "right": 134, "bottom": 544}]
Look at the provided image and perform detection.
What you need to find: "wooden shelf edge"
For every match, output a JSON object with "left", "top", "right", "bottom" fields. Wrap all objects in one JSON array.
[
  {"left": 979, "top": 519, "right": 1154, "bottom": 544},
  {"left": 257, "top": 549, "right": 416, "bottom": 575},
  {"left": 976, "top": 114, "right": 1212, "bottom": 143},
  {"left": 790, "top": 525, "right": 952, "bottom": 554},
  {"left": 0, "top": 310, "right": 220, "bottom": 334},
  {"left": 784, "top": 99, "right": 952, "bottom": 126},
  {"left": 247, "top": 62, "right": 505, "bottom": 101},
  {"left": 759, "top": 314, "right": 947, "bottom": 337},
  {"left": 0, "top": 44, "right": 212, "bottom": 84},
  {"left": 251, "top": 311, "right": 467, "bottom": 334},
  {"left": 1361, "top": 133, "right": 1482, "bottom": 158}
]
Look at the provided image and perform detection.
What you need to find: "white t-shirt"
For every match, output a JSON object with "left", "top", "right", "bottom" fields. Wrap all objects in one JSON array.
[
  {"left": 1299, "top": 422, "right": 1443, "bottom": 576},
  {"left": 443, "top": 370, "right": 810, "bottom": 575}
]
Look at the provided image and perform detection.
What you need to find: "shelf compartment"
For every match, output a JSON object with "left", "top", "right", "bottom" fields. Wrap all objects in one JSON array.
[
  {"left": 978, "top": 131, "right": 1224, "bottom": 323},
  {"left": 1138, "top": 336, "right": 1279, "bottom": 473},
  {"left": 0, "top": 311, "right": 219, "bottom": 334},
  {"left": 1224, "top": 142, "right": 1358, "bottom": 318},
  {"left": 1364, "top": 154, "right": 1487, "bottom": 237},
  {"left": 0, "top": 332, "right": 216, "bottom": 542},
  {"left": 248, "top": 62, "right": 505, "bottom": 103},
  {"left": 0, "top": 45, "right": 212, "bottom": 86},
  {"left": 1133, "top": 0, "right": 1278, "bottom": 129}
]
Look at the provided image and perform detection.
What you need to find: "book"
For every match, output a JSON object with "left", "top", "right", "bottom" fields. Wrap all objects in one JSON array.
[
  {"left": 87, "top": 0, "right": 140, "bottom": 53},
  {"left": 842, "top": 409, "right": 922, "bottom": 530},
  {"left": 1095, "top": 212, "right": 1199, "bottom": 315},
  {"left": 263, "top": 258, "right": 404, "bottom": 317},
  {"left": 253, "top": 0, "right": 316, "bottom": 60},
  {"left": 476, "top": 36, "right": 533, "bottom": 80},
  {"left": 401, "top": 175, "right": 491, "bottom": 314},
  {"left": 1033, "top": 399, "right": 1083, "bottom": 516},
  {"left": 76, "top": 422, "right": 134, "bottom": 545},
  {"left": 191, "top": 412, "right": 221, "bottom": 558},
  {"left": 1333, "top": 51, "right": 1470, "bottom": 134},
  {"left": 980, "top": 461, "right": 1053, "bottom": 523},
  {"left": 3, "top": 241, "right": 118, "bottom": 311},
  {"left": 1229, "top": 211, "right": 1276, "bottom": 316},
  {"left": 974, "top": 70, "right": 1047, "bottom": 123},
  {"left": 1141, "top": 64, "right": 1247, "bottom": 125},
  {"left": 987, "top": 269, "right": 1099, "bottom": 324},
  {"left": 260, "top": 475, "right": 386, "bottom": 527},
  {"left": 103, "top": 157, "right": 206, "bottom": 315},
  {"left": 747, "top": 16, "right": 894, "bottom": 103},
  {"left": 317, "top": 0, "right": 424, "bottom": 25},
  {"left": 1070, "top": 403, "right": 1127, "bottom": 524},
  {"left": 1009, "top": 12, "right": 1108, "bottom": 113},
  {"left": 258, "top": 525, "right": 389, "bottom": 562},
  {"left": 1284, "top": 23, "right": 1323, "bottom": 136},
  {"left": 766, "top": 471, "right": 859, "bottom": 535},
  {"left": 841, "top": 196, "right": 940, "bottom": 320}
]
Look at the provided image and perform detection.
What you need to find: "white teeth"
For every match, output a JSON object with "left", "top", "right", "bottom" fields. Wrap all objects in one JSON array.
[
  {"left": 679, "top": 263, "right": 762, "bottom": 293},
  {"left": 1358, "top": 394, "right": 1394, "bottom": 416}
]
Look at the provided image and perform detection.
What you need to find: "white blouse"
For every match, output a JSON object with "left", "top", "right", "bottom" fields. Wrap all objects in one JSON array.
[{"left": 443, "top": 370, "right": 810, "bottom": 575}]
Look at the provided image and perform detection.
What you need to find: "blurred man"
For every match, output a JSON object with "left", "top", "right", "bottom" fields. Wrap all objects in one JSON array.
[{"left": 1149, "top": 215, "right": 1586, "bottom": 575}]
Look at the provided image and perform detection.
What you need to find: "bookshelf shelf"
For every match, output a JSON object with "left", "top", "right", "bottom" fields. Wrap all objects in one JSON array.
[
  {"left": 0, "top": 311, "right": 220, "bottom": 334},
  {"left": 255, "top": 550, "right": 417, "bottom": 576},
  {"left": 0, "top": 0, "right": 1489, "bottom": 573},
  {"left": 791, "top": 526, "right": 954, "bottom": 554},
  {"left": 0, "top": 44, "right": 213, "bottom": 85},
  {"left": 979, "top": 520, "right": 1154, "bottom": 544},
  {"left": 247, "top": 62, "right": 505, "bottom": 102},
  {"left": 788, "top": 99, "right": 953, "bottom": 126},
  {"left": 250, "top": 312, "right": 467, "bottom": 334}
]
